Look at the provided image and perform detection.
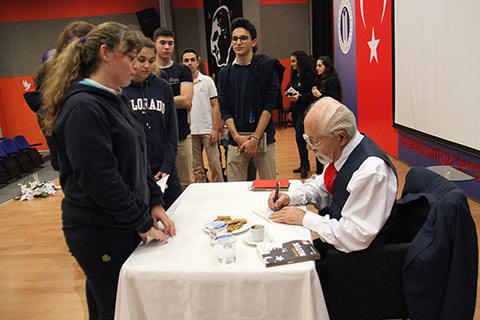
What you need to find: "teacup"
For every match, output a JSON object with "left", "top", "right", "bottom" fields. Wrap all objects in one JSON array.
[{"left": 250, "top": 224, "right": 265, "bottom": 242}]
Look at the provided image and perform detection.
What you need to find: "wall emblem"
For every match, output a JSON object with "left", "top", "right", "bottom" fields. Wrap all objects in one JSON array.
[{"left": 338, "top": 0, "right": 354, "bottom": 54}]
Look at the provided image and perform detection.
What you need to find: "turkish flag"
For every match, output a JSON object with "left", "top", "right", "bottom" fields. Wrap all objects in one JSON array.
[{"left": 355, "top": 0, "right": 397, "bottom": 156}]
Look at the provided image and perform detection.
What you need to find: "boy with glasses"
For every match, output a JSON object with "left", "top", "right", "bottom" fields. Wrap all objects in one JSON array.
[{"left": 217, "top": 18, "right": 285, "bottom": 181}]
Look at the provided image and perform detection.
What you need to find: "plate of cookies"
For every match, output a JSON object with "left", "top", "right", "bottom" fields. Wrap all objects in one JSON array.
[{"left": 204, "top": 215, "right": 251, "bottom": 235}]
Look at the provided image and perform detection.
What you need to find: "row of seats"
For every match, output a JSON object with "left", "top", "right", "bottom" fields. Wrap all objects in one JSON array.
[{"left": 0, "top": 135, "right": 44, "bottom": 185}]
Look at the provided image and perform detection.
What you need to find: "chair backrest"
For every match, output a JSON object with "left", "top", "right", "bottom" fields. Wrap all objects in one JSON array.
[
  {"left": 12, "top": 135, "right": 30, "bottom": 149},
  {"left": 0, "top": 143, "right": 7, "bottom": 156},
  {"left": 0, "top": 138, "right": 20, "bottom": 154}
]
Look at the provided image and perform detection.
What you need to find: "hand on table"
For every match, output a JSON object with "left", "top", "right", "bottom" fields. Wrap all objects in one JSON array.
[
  {"left": 151, "top": 204, "right": 176, "bottom": 237},
  {"left": 139, "top": 227, "right": 170, "bottom": 244},
  {"left": 268, "top": 206, "right": 306, "bottom": 226}
]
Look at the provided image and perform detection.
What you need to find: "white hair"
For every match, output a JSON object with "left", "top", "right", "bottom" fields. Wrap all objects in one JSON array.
[{"left": 306, "top": 97, "right": 357, "bottom": 141}]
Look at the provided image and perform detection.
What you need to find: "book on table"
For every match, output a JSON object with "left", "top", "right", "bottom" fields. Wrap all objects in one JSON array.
[
  {"left": 257, "top": 240, "right": 321, "bottom": 267},
  {"left": 250, "top": 179, "right": 290, "bottom": 191}
]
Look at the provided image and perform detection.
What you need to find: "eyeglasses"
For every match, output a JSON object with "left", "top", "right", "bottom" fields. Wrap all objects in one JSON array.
[
  {"left": 303, "top": 133, "right": 330, "bottom": 150},
  {"left": 231, "top": 36, "right": 250, "bottom": 43}
]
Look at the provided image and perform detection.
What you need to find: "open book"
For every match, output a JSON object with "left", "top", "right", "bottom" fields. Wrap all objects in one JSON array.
[{"left": 252, "top": 207, "right": 275, "bottom": 223}]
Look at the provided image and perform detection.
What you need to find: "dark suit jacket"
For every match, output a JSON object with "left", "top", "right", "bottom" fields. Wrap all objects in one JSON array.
[{"left": 398, "top": 167, "right": 478, "bottom": 320}]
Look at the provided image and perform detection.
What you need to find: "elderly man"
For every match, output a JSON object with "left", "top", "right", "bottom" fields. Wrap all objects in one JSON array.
[{"left": 268, "top": 97, "right": 398, "bottom": 255}]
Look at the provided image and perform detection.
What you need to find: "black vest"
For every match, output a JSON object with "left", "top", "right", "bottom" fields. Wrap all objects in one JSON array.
[{"left": 320, "top": 135, "right": 398, "bottom": 246}]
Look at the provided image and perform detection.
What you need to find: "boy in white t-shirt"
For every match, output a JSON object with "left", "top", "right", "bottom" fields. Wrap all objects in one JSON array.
[{"left": 181, "top": 48, "right": 224, "bottom": 182}]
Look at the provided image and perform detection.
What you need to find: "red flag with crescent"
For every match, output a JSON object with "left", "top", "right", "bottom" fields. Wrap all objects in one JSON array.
[{"left": 355, "top": 0, "right": 397, "bottom": 156}]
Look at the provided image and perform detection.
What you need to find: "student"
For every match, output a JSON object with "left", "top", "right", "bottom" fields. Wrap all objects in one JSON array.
[
  {"left": 309, "top": 56, "right": 344, "bottom": 179},
  {"left": 123, "top": 38, "right": 182, "bottom": 209},
  {"left": 286, "top": 50, "right": 317, "bottom": 178},
  {"left": 153, "top": 27, "right": 194, "bottom": 190},
  {"left": 41, "top": 22, "right": 176, "bottom": 319},
  {"left": 217, "top": 18, "right": 284, "bottom": 181},
  {"left": 312, "top": 56, "right": 344, "bottom": 102},
  {"left": 181, "top": 48, "right": 224, "bottom": 183}
]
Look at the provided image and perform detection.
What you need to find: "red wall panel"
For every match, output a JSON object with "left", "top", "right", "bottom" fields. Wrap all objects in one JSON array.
[
  {"left": 259, "top": 0, "right": 308, "bottom": 4},
  {"left": 278, "top": 58, "right": 292, "bottom": 115},
  {"left": 0, "top": 0, "right": 159, "bottom": 22},
  {"left": 172, "top": 0, "right": 204, "bottom": 10},
  {"left": 355, "top": 0, "right": 398, "bottom": 157},
  {"left": 0, "top": 76, "right": 47, "bottom": 149}
]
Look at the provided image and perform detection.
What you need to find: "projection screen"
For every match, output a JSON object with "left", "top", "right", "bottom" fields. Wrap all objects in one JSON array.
[{"left": 394, "top": 0, "right": 480, "bottom": 154}]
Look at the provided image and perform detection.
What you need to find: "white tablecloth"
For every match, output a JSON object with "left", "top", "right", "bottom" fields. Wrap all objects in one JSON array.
[{"left": 115, "top": 181, "right": 329, "bottom": 320}]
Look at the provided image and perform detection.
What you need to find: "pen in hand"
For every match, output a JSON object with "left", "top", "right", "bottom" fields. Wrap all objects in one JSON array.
[{"left": 273, "top": 181, "right": 280, "bottom": 211}]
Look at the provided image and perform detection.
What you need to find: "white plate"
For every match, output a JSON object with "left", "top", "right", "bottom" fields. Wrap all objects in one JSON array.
[
  {"left": 243, "top": 233, "right": 274, "bottom": 246},
  {"left": 203, "top": 216, "right": 251, "bottom": 235}
]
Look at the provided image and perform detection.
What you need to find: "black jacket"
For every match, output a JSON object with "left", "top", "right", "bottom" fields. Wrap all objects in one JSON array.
[
  {"left": 52, "top": 83, "right": 163, "bottom": 233},
  {"left": 289, "top": 71, "right": 316, "bottom": 115},
  {"left": 218, "top": 54, "right": 285, "bottom": 146},
  {"left": 398, "top": 167, "right": 478, "bottom": 319}
]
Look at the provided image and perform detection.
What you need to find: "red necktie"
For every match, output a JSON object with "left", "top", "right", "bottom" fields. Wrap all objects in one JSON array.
[{"left": 324, "top": 163, "right": 337, "bottom": 196}]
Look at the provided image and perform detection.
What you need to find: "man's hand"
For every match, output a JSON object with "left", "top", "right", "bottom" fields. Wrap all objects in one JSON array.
[
  {"left": 268, "top": 191, "right": 290, "bottom": 211},
  {"left": 209, "top": 129, "right": 219, "bottom": 145},
  {"left": 268, "top": 206, "right": 306, "bottom": 226},
  {"left": 239, "top": 138, "right": 258, "bottom": 158},
  {"left": 233, "top": 133, "right": 250, "bottom": 147}
]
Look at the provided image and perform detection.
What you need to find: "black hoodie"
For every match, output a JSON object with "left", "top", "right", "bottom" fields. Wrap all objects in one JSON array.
[
  {"left": 122, "top": 73, "right": 178, "bottom": 175},
  {"left": 52, "top": 82, "right": 163, "bottom": 233}
]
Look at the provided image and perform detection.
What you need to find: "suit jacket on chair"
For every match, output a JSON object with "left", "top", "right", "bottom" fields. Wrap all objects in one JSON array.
[{"left": 398, "top": 167, "right": 478, "bottom": 320}]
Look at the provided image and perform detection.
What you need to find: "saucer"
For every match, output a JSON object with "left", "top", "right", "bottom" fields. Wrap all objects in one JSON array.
[{"left": 244, "top": 233, "right": 274, "bottom": 246}]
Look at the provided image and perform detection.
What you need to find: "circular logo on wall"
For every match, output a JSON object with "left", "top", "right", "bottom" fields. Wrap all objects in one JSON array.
[{"left": 337, "top": 0, "right": 353, "bottom": 54}]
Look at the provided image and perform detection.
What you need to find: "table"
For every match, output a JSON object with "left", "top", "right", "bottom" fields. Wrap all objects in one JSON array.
[{"left": 115, "top": 181, "right": 329, "bottom": 320}]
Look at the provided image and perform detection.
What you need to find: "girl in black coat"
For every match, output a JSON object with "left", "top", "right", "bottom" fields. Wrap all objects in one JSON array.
[
  {"left": 41, "top": 22, "right": 176, "bottom": 319},
  {"left": 310, "top": 56, "right": 344, "bottom": 176},
  {"left": 312, "top": 56, "right": 344, "bottom": 102},
  {"left": 287, "top": 51, "right": 317, "bottom": 178}
]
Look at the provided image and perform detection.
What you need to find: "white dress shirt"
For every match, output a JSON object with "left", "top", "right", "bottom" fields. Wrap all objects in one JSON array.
[{"left": 287, "top": 131, "right": 398, "bottom": 253}]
